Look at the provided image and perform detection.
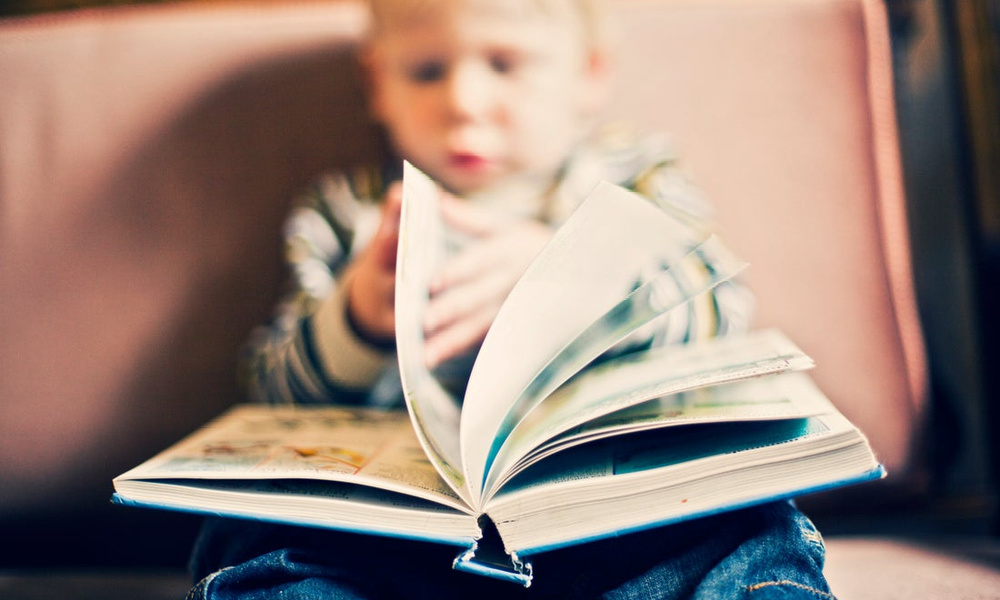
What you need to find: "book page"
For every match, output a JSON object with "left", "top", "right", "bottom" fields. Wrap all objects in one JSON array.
[
  {"left": 490, "top": 371, "right": 832, "bottom": 493},
  {"left": 478, "top": 236, "right": 748, "bottom": 492},
  {"left": 118, "top": 478, "right": 481, "bottom": 545},
  {"left": 395, "top": 162, "right": 470, "bottom": 504},
  {"left": 460, "top": 182, "right": 737, "bottom": 502},
  {"left": 115, "top": 405, "right": 472, "bottom": 513},
  {"left": 484, "top": 330, "right": 814, "bottom": 491},
  {"left": 493, "top": 418, "right": 826, "bottom": 501},
  {"left": 484, "top": 410, "right": 880, "bottom": 554}
]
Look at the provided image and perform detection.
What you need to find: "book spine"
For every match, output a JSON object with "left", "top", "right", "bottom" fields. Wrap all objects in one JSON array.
[{"left": 452, "top": 515, "right": 533, "bottom": 587}]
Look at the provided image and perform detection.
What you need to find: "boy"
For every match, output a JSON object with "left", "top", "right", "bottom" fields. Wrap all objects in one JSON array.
[{"left": 189, "top": 1, "right": 834, "bottom": 598}]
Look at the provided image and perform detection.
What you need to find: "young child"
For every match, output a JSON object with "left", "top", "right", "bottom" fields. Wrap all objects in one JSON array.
[{"left": 188, "top": 1, "right": 834, "bottom": 598}]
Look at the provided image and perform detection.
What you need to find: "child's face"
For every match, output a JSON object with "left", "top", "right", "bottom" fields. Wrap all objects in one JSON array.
[{"left": 365, "top": 2, "right": 608, "bottom": 196}]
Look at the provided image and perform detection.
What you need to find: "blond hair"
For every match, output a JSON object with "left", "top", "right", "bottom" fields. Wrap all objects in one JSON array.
[{"left": 364, "top": 0, "right": 614, "bottom": 53}]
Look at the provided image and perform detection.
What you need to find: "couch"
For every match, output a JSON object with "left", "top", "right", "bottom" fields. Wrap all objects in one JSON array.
[{"left": 1, "top": 0, "right": 997, "bottom": 597}]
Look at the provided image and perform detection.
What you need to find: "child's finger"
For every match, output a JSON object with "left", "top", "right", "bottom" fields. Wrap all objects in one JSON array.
[
  {"left": 374, "top": 183, "right": 403, "bottom": 269},
  {"left": 371, "top": 224, "right": 398, "bottom": 271},
  {"left": 346, "top": 263, "right": 397, "bottom": 342},
  {"left": 430, "top": 240, "right": 501, "bottom": 293},
  {"left": 383, "top": 182, "right": 404, "bottom": 219},
  {"left": 424, "top": 269, "right": 507, "bottom": 334},
  {"left": 424, "top": 304, "right": 497, "bottom": 368}
]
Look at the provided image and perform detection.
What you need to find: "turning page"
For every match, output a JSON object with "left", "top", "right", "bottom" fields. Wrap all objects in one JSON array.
[
  {"left": 484, "top": 330, "right": 816, "bottom": 494},
  {"left": 460, "top": 182, "right": 743, "bottom": 503},
  {"left": 395, "top": 162, "right": 469, "bottom": 504}
]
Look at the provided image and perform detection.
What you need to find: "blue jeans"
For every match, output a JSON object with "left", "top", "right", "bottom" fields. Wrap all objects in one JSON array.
[{"left": 187, "top": 501, "right": 834, "bottom": 599}]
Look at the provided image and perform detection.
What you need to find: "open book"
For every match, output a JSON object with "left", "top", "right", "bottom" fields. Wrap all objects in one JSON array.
[{"left": 112, "top": 163, "right": 883, "bottom": 586}]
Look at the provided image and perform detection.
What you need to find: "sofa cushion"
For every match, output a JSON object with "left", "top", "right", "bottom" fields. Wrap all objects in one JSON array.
[{"left": 824, "top": 535, "right": 1000, "bottom": 599}]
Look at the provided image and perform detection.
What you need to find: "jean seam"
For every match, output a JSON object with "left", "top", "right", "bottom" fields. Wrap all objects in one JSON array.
[
  {"left": 799, "top": 521, "right": 825, "bottom": 550},
  {"left": 186, "top": 566, "right": 233, "bottom": 600},
  {"left": 746, "top": 580, "right": 835, "bottom": 598}
]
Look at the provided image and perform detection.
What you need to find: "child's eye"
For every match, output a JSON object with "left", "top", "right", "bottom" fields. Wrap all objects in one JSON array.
[
  {"left": 407, "top": 61, "right": 446, "bottom": 83},
  {"left": 489, "top": 54, "right": 515, "bottom": 74}
]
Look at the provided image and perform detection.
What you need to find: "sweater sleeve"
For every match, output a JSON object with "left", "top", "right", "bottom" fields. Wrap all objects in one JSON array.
[
  {"left": 630, "top": 157, "right": 755, "bottom": 346},
  {"left": 240, "top": 171, "right": 395, "bottom": 406}
]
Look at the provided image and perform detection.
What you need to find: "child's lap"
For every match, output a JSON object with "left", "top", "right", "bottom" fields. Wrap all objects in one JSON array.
[{"left": 187, "top": 500, "right": 831, "bottom": 600}]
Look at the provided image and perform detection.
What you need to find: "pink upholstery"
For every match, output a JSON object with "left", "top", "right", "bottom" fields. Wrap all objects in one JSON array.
[
  {"left": 0, "top": 1, "right": 377, "bottom": 514},
  {"left": 603, "top": 0, "right": 926, "bottom": 479},
  {"left": 0, "top": 0, "right": 925, "bottom": 521},
  {"left": 824, "top": 536, "right": 1000, "bottom": 598}
]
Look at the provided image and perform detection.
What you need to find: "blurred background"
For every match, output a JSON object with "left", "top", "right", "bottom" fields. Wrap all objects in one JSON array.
[{"left": 0, "top": 0, "right": 997, "bottom": 586}]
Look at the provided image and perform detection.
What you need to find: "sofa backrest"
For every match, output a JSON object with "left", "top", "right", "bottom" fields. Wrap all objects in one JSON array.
[
  {"left": 0, "top": 1, "right": 377, "bottom": 516},
  {"left": 0, "top": 0, "right": 926, "bottom": 520},
  {"left": 602, "top": 0, "right": 927, "bottom": 485}
]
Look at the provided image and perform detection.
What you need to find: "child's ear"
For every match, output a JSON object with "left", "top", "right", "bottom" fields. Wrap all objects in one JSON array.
[
  {"left": 580, "top": 47, "right": 614, "bottom": 115},
  {"left": 358, "top": 46, "right": 389, "bottom": 123}
]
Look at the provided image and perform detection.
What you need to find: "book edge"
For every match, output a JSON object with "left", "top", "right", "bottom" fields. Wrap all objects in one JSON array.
[
  {"left": 110, "top": 492, "right": 480, "bottom": 548},
  {"left": 507, "top": 465, "right": 887, "bottom": 556}
]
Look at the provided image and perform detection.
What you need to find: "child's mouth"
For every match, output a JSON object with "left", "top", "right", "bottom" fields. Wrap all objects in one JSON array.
[{"left": 449, "top": 152, "right": 492, "bottom": 171}]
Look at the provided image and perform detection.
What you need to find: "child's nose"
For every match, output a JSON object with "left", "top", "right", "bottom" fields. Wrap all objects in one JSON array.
[{"left": 444, "top": 61, "right": 496, "bottom": 121}]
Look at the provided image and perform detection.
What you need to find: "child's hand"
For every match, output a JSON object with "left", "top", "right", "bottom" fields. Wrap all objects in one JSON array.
[
  {"left": 346, "top": 183, "right": 402, "bottom": 346},
  {"left": 423, "top": 196, "right": 553, "bottom": 368}
]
